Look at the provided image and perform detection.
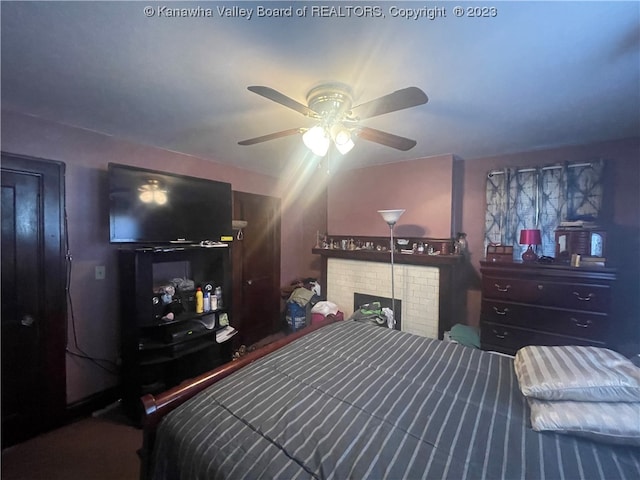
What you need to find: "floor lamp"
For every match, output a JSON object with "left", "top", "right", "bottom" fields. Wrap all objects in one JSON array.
[{"left": 377, "top": 209, "right": 405, "bottom": 328}]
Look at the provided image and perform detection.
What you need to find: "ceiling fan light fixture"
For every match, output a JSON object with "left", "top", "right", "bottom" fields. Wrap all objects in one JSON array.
[
  {"left": 239, "top": 83, "right": 428, "bottom": 155},
  {"left": 330, "top": 124, "right": 355, "bottom": 154},
  {"left": 303, "top": 125, "right": 330, "bottom": 156},
  {"left": 330, "top": 124, "right": 349, "bottom": 144},
  {"left": 335, "top": 139, "right": 354, "bottom": 155}
]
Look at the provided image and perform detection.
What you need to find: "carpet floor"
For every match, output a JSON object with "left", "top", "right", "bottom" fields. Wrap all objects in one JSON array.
[
  {"left": 1, "top": 416, "right": 142, "bottom": 480},
  {"left": 1, "top": 331, "right": 290, "bottom": 479}
]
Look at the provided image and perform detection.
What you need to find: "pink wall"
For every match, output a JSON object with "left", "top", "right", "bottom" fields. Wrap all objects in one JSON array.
[
  {"left": 4, "top": 107, "right": 638, "bottom": 403},
  {"left": 0, "top": 110, "right": 301, "bottom": 403},
  {"left": 328, "top": 154, "right": 457, "bottom": 238},
  {"left": 325, "top": 138, "right": 639, "bottom": 334},
  {"left": 273, "top": 156, "right": 332, "bottom": 284}
]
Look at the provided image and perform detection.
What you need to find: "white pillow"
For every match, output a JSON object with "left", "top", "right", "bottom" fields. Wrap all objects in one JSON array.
[
  {"left": 528, "top": 398, "right": 640, "bottom": 446},
  {"left": 514, "top": 345, "right": 640, "bottom": 402}
]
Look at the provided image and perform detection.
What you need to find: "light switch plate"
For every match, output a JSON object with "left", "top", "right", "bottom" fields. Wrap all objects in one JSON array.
[{"left": 95, "top": 265, "right": 106, "bottom": 280}]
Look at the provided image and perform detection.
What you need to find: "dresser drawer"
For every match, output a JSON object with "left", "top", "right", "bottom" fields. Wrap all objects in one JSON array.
[
  {"left": 481, "top": 300, "right": 607, "bottom": 341},
  {"left": 480, "top": 321, "right": 605, "bottom": 355},
  {"left": 481, "top": 276, "right": 611, "bottom": 312}
]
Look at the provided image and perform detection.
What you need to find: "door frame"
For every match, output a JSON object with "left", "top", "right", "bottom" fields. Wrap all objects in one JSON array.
[
  {"left": 231, "top": 190, "right": 282, "bottom": 346},
  {"left": 1, "top": 152, "right": 67, "bottom": 446}
]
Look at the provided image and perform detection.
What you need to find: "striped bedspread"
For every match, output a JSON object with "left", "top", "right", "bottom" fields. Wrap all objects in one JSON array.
[{"left": 150, "top": 320, "right": 640, "bottom": 480}]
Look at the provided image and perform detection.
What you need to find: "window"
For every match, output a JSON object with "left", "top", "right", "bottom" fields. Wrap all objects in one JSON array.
[{"left": 484, "top": 160, "right": 605, "bottom": 259}]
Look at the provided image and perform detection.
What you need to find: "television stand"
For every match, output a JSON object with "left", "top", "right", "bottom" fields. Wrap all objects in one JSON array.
[{"left": 118, "top": 246, "right": 233, "bottom": 422}]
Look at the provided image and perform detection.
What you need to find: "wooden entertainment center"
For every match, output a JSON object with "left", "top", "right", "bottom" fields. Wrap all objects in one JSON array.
[{"left": 118, "top": 245, "right": 233, "bottom": 420}]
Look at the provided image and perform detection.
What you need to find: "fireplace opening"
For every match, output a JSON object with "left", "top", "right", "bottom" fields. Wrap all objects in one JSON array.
[{"left": 353, "top": 292, "right": 401, "bottom": 330}]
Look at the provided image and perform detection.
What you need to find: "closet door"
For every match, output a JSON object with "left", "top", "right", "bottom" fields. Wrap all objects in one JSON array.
[
  {"left": 1, "top": 153, "right": 66, "bottom": 448},
  {"left": 232, "top": 191, "right": 281, "bottom": 346}
]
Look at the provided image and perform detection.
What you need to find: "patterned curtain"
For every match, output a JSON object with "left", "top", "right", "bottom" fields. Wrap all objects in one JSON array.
[{"left": 484, "top": 160, "right": 605, "bottom": 260}]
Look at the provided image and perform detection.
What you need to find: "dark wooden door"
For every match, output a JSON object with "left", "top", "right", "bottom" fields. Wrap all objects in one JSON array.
[
  {"left": 231, "top": 191, "right": 281, "bottom": 346},
  {"left": 1, "top": 153, "right": 67, "bottom": 448}
]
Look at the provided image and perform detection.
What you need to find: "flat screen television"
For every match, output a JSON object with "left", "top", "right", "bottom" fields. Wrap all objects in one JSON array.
[{"left": 108, "top": 163, "right": 232, "bottom": 244}]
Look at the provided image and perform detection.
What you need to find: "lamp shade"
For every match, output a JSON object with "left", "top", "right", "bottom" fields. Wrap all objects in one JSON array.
[
  {"left": 331, "top": 124, "right": 355, "bottom": 155},
  {"left": 519, "top": 229, "right": 542, "bottom": 246},
  {"left": 302, "top": 125, "right": 330, "bottom": 156},
  {"left": 378, "top": 209, "right": 405, "bottom": 225}
]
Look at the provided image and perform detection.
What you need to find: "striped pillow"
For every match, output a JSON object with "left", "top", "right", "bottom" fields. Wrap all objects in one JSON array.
[
  {"left": 514, "top": 345, "right": 640, "bottom": 402},
  {"left": 528, "top": 398, "right": 640, "bottom": 446}
]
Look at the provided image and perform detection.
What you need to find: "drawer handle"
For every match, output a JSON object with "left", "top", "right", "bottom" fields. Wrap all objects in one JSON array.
[
  {"left": 492, "top": 329, "right": 509, "bottom": 339},
  {"left": 571, "top": 318, "right": 592, "bottom": 328},
  {"left": 494, "top": 283, "right": 511, "bottom": 292},
  {"left": 572, "top": 292, "right": 595, "bottom": 302},
  {"left": 492, "top": 306, "right": 510, "bottom": 315}
]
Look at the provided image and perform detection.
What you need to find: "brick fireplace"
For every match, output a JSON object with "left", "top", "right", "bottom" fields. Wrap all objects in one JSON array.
[
  {"left": 327, "top": 258, "right": 440, "bottom": 338},
  {"left": 313, "top": 245, "right": 464, "bottom": 340}
]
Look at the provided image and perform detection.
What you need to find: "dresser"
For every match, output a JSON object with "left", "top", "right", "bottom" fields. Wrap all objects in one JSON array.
[{"left": 480, "top": 261, "right": 617, "bottom": 355}]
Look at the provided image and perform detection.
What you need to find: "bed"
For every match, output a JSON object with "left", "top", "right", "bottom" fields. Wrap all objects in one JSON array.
[{"left": 140, "top": 317, "right": 640, "bottom": 480}]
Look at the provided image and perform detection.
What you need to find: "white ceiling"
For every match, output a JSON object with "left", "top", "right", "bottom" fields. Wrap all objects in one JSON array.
[{"left": 2, "top": 1, "right": 639, "bottom": 177}]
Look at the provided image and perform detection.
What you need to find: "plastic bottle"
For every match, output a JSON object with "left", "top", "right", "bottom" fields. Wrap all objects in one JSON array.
[
  {"left": 214, "top": 286, "right": 223, "bottom": 309},
  {"left": 203, "top": 290, "right": 211, "bottom": 312},
  {"left": 210, "top": 293, "right": 218, "bottom": 311},
  {"left": 195, "top": 287, "right": 204, "bottom": 314}
]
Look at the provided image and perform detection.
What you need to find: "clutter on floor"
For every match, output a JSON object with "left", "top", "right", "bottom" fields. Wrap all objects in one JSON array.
[
  {"left": 310, "top": 300, "right": 341, "bottom": 324},
  {"left": 349, "top": 301, "right": 395, "bottom": 328},
  {"left": 285, "top": 287, "right": 320, "bottom": 331},
  {"left": 444, "top": 323, "right": 481, "bottom": 348}
]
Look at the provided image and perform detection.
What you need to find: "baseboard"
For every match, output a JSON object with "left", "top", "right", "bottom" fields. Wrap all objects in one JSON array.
[{"left": 65, "top": 386, "right": 122, "bottom": 423}]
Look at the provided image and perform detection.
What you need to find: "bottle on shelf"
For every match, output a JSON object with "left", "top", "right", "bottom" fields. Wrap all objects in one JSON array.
[
  {"left": 203, "top": 290, "right": 211, "bottom": 312},
  {"left": 211, "top": 292, "right": 218, "bottom": 310},
  {"left": 214, "top": 286, "right": 223, "bottom": 309},
  {"left": 195, "top": 287, "right": 204, "bottom": 313}
]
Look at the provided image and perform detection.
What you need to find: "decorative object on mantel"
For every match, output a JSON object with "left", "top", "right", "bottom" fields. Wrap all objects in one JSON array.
[
  {"left": 377, "top": 209, "right": 405, "bottom": 328},
  {"left": 520, "top": 229, "right": 542, "bottom": 262},
  {"left": 315, "top": 235, "right": 457, "bottom": 257},
  {"left": 454, "top": 232, "right": 468, "bottom": 255}
]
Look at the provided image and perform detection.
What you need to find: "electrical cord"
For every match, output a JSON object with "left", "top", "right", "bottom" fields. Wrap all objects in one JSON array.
[{"left": 64, "top": 209, "right": 119, "bottom": 376}]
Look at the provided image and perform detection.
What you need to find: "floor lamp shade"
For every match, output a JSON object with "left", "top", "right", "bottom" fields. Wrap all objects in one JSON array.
[{"left": 378, "top": 209, "right": 405, "bottom": 226}]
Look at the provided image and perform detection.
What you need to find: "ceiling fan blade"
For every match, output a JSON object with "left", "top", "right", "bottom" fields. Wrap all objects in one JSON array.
[
  {"left": 356, "top": 126, "right": 417, "bottom": 151},
  {"left": 238, "top": 128, "right": 304, "bottom": 146},
  {"left": 350, "top": 87, "right": 428, "bottom": 120},
  {"left": 247, "top": 86, "right": 319, "bottom": 118}
]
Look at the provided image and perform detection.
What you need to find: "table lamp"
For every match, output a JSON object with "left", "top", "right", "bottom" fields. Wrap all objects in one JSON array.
[{"left": 519, "top": 229, "right": 542, "bottom": 262}]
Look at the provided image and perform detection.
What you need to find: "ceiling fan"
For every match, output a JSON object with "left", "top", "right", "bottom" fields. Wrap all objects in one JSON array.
[{"left": 238, "top": 82, "right": 428, "bottom": 156}]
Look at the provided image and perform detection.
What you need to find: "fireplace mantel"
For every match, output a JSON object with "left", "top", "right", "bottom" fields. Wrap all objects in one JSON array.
[
  {"left": 311, "top": 248, "right": 463, "bottom": 266},
  {"left": 312, "top": 248, "right": 465, "bottom": 339}
]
